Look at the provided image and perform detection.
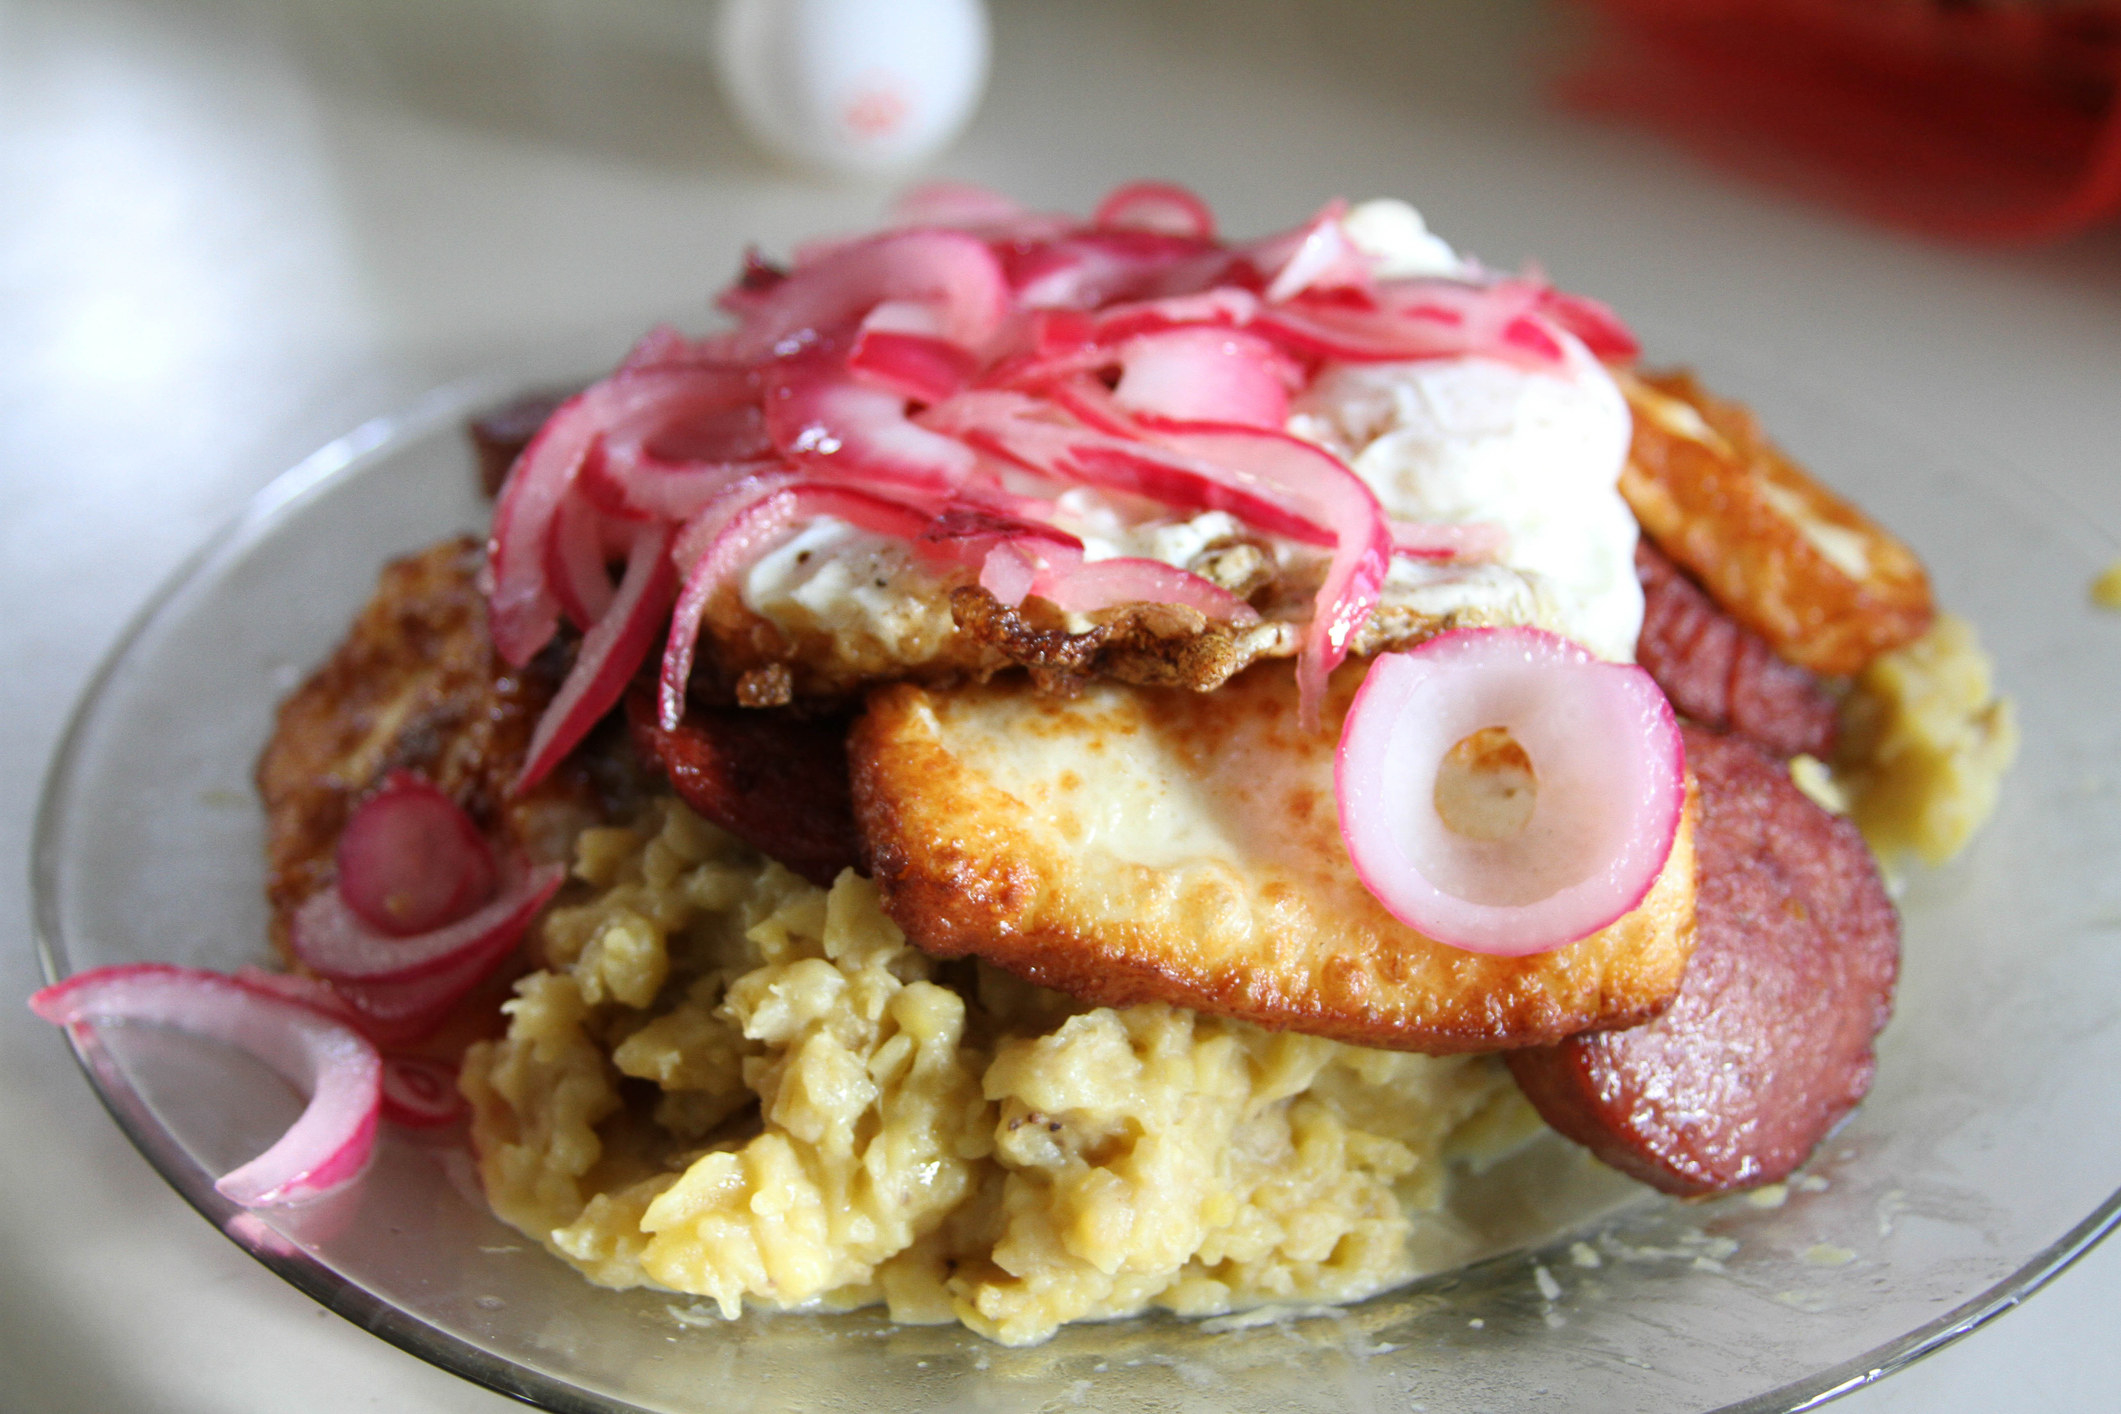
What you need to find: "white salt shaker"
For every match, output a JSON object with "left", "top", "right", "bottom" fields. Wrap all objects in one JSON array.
[{"left": 715, "top": 0, "right": 991, "bottom": 175}]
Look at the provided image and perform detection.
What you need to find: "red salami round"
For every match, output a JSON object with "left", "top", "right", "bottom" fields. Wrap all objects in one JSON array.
[
  {"left": 627, "top": 690, "right": 861, "bottom": 888},
  {"left": 1634, "top": 541, "right": 1839, "bottom": 760},
  {"left": 1507, "top": 723, "right": 1899, "bottom": 1195}
]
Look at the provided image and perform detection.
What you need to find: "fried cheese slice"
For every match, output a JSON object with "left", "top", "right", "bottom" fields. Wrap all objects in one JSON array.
[
  {"left": 1618, "top": 369, "right": 1933, "bottom": 677},
  {"left": 851, "top": 663, "right": 1697, "bottom": 1054}
]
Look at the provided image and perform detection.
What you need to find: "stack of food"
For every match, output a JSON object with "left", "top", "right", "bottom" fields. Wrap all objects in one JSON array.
[{"left": 33, "top": 183, "right": 2017, "bottom": 1345}]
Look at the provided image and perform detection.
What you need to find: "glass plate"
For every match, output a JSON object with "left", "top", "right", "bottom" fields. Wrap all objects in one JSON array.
[{"left": 31, "top": 353, "right": 2121, "bottom": 1414}]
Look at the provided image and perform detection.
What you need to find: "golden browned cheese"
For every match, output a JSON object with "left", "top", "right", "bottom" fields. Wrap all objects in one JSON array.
[
  {"left": 851, "top": 663, "right": 1698, "bottom": 1054},
  {"left": 1618, "top": 369, "right": 1933, "bottom": 676},
  {"left": 254, "top": 538, "right": 641, "bottom": 951}
]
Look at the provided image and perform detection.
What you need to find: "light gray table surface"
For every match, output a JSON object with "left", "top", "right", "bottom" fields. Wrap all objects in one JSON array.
[{"left": 4, "top": 1, "right": 2117, "bottom": 1409}]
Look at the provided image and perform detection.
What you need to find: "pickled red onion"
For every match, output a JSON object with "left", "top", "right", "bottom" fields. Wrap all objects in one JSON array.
[
  {"left": 1005, "top": 230, "right": 1221, "bottom": 310},
  {"left": 224, "top": 968, "right": 469, "bottom": 1121},
  {"left": 762, "top": 358, "right": 980, "bottom": 490},
  {"left": 544, "top": 487, "right": 620, "bottom": 631},
  {"left": 327, "top": 948, "right": 517, "bottom": 1046},
  {"left": 225, "top": 966, "right": 461, "bottom": 1052},
  {"left": 847, "top": 326, "right": 980, "bottom": 404},
  {"left": 334, "top": 771, "right": 497, "bottom": 938},
  {"left": 1251, "top": 278, "right": 1563, "bottom": 366},
  {"left": 229, "top": 966, "right": 363, "bottom": 1026},
  {"left": 1260, "top": 201, "right": 1372, "bottom": 302},
  {"left": 1112, "top": 328, "right": 1298, "bottom": 428},
  {"left": 977, "top": 540, "right": 1260, "bottom": 621},
  {"left": 516, "top": 521, "right": 677, "bottom": 792},
  {"left": 29, "top": 964, "right": 382, "bottom": 1207},
  {"left": 490, "top": 366, "right": 752, "bottom": 665},
  {"left": 925, "top": 388, "right": 1325, "bottom": 544},
  {"left": 487, "top": 182, "right": 1634, "bottom": 769},
  {"left": 379, "top": 1055, "right": 468, "bottom": 1127},
  {"left": 1335, "top": 627, "right": 1685, "bottom": 955},
  {"left": 727, "top": 229, "right": 1010, "bottom": 361},
  {"left": 1093, "top": 181, "right": 1218, "bottom": 240},
  {"left": 291, "top": 860, "right": 565, "bottom": 984},
  {"left": 1391, "top": 518, "right": 1509, "bottom": 561},
  {"left": 1536, "top": 288, "right": 1640, "bottom": 363},
  {"left": 1148, "top": 422, "right": 1393, "bottom": 725},
  {"left": 577, "top": 443, "right": 772, "bottom": 524}
]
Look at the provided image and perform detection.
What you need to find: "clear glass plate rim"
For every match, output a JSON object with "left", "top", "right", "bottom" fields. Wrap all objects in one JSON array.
[{"left": 25, "top": 374, "right": 2121, "bottom": 1414}]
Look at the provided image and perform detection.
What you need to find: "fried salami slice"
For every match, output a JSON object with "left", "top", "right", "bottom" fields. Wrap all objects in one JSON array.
[
  {"left": 1635, "top": 541, "right": 1839, "bottom": 759},
  {"left": 627, "top": 691, "right": 861, "bottom": 887},
  {"left": 1506, "top": 725, "right": 1899, "bottom": 1195},
  {"left": 851, "top": 663, "right": 1698, "bottom": 1054},
  {"left": 1618, "top": 369, "right": 1933, "bottom": 676}
]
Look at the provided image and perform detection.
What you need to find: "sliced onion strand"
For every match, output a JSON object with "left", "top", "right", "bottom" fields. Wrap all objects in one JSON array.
[
  {"left": 1336, "top": 627, "right": 1686, "bottom": 956},
  {"left": 30, "top": 965, "right": 383, "bottom": 1207}
]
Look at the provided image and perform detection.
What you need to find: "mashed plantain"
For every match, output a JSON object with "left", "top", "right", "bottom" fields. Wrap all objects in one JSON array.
[
  {"left": 1837, "top": 612, "right": 2017, "bottom": 868},
  {"left": 462, "top": 798, "right": 1539, "bottom": 1345}
]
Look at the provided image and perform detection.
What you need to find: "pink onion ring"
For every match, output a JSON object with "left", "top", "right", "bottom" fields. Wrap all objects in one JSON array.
[
  {"left": 847, "top": 319, "right": 980, "bottom": 404},
  {"left": 977, "top": 541, "right": 1259, "bottom": 621},
  {"left": 544, "top": 486, "right": 621, "bottom": 632},
  {"left": 1536, "top": 288, "right": 1640, "bottom": 363},
  {"left": 516, "top": 520, "right": 677, "bottom": 792},
  {"left": 228, "top": 966, "right": 467, "bottom": 1052},
  {"left": 659, "top": 472, "right": 803, "bottom": 727},
  {"left": 763, "top": 357, "right": 981, "bottom": 490},
  {"left": 1112, "top": 328, "right": 1298, "bottom": 428},
  {"left": 728, "top": 229, "right": 1010, "bottom": 361},
  {"left": 577, "top": 445, "right": 772, "bottom": 524},
  {"left": 1081, "top": 287, "right": 1263, "bottom": 346},
  {"left": 1260, "top": 200, "right": 1370, "bottom": 302},
  {"left": 1335, "top": 627, "right": 1686, "bottom": 956},
  {"left": 1004, "top": 230, "right": 1220, "bottom": 310},
  {"left": 229, "top": 966, "right": 360, "bottom": 1025},
  {"left": 291, "top": 859, "right": 565, "bottom": 985},
  {"left": 1093, "top": 181, "right": 1219, "bottom": 239},
  {"left": 1391, "top": 518, "right": 1508, "bottom": 561},
  {"left": 847, "top": 332, "right": 978, "bottom": 405},
  {"left": 489, "top": 366, "right": 748, "bottom": 664},
  {"left": 1254, "top": 277, "right": 1572, "bottom": 370},
  {"left": 929, "top": 387, "right": 1327, "bottom": 544},
  {"left": 325, "top": 948, "right": 517, "bottom": 1046},
  {"left": 379, "top": 1055, "right": 467, "bottom": 1127},
  {"left": 30, "top": 965, "right": 382, "bottom": 1206},
  {"left": 335, "top": 771, "right": 498, "bottom": 938},
  {"left": 618, "top": 324, "right": 741, "bottom": 372},
  {"left": 1147, "top": 422, "right": 1393, "bottom": 726},
  {"left": 486, "top": 388, "right": 597, "bottom": 664}
]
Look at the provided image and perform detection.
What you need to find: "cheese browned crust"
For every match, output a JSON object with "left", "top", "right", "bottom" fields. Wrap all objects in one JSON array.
[
  {"left": 851, "top": 663, "right": 1698, "bottom": 1054},
  {"left": 687, "top": 543, "right": 1549, "bottom": 707},
  {"left": 1617, "top": 369, "right": 1934, "bottom": 677}
]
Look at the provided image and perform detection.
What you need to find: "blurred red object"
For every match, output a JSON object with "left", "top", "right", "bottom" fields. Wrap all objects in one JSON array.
[{"left": 1563, "top": 0, "right": 2121, "bottom": 243}]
